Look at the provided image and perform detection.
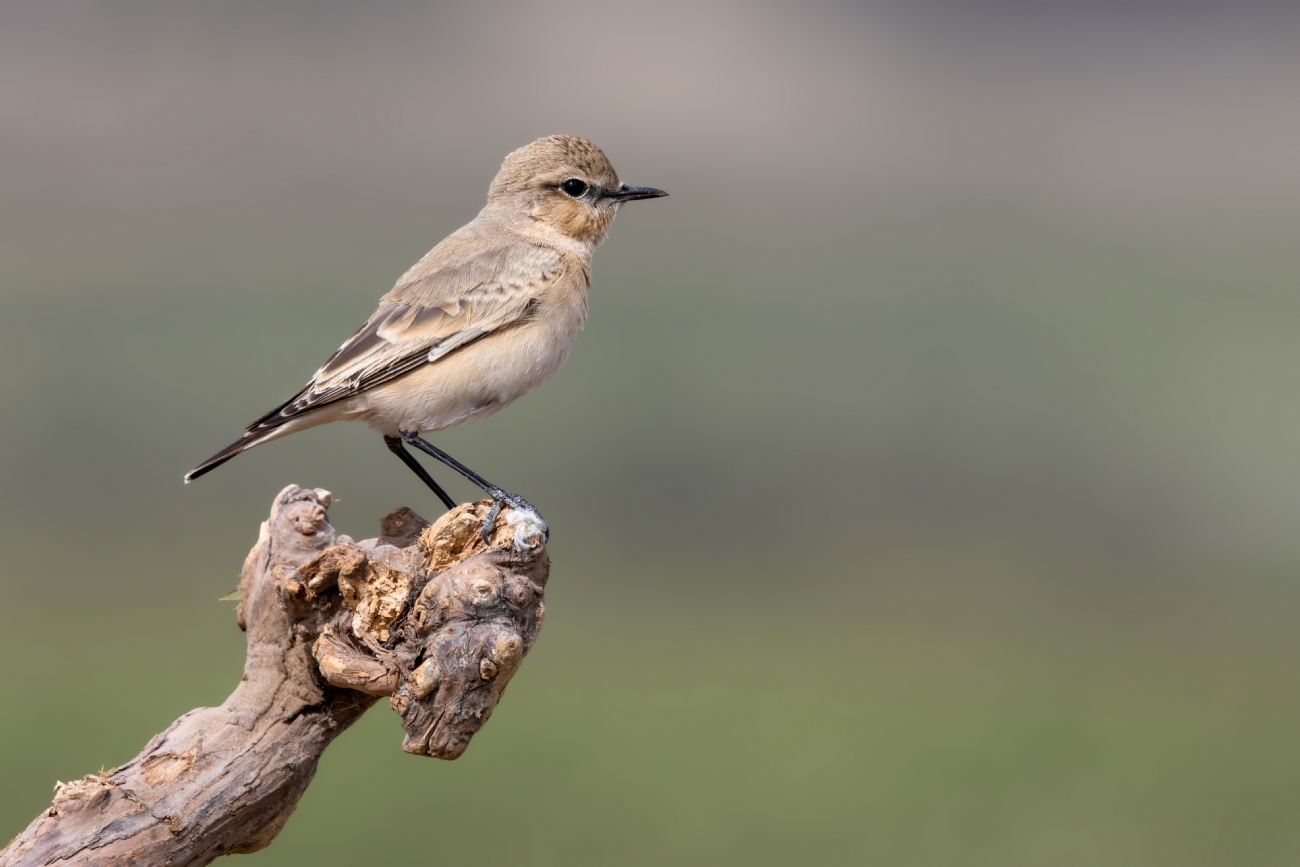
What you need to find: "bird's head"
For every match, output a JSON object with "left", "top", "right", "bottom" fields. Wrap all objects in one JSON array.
[{"left": 487, "top": 135, "right": 666, "bottom": 247}]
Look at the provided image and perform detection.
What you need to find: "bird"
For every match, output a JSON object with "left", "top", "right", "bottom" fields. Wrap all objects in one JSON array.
[{"left": 186, "top": 135, "right": 666, "bottom": 539}]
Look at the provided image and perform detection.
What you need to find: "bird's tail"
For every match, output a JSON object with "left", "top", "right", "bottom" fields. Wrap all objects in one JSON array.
[{"left": 184, "top": 427, "right": 284, "bottom": 483}]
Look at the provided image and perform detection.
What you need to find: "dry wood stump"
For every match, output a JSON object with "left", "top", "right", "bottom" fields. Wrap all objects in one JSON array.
[{"left": 1, "top": 484, "right": 550, "bottom": 866}]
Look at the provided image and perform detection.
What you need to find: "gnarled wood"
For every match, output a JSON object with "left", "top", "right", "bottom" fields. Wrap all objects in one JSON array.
[{"left": 1, "top": 485, "right": 549, "bottom": 866}]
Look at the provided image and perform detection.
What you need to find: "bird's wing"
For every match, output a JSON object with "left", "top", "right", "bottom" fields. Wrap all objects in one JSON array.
[{"left": 247, "top": 239, "right": 564, "bottom": 432}]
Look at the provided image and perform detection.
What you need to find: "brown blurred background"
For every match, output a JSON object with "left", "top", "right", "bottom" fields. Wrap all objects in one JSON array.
[{"left": 3, "top": 2, "right": 1300, "bottom": 864}]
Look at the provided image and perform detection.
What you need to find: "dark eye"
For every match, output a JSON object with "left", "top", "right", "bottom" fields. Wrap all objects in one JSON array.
[{"left": 561, "top": 178, "right": 588, "bottom": 197}]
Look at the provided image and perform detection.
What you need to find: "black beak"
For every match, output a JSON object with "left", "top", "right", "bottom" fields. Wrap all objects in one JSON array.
[{"left": 608, "top": 184, "right": 668, "bottom": 202}]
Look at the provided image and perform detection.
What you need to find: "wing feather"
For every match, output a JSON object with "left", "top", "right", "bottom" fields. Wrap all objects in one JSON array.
[{"left": 247, "top": 238, "right": 562, "bottom": 432}]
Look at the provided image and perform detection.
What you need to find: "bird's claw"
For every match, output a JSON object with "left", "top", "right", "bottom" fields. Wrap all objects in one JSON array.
[
  {"left": 481, "top": 490, "right": 549, "bottom": 544},
  {"left": 482, "top": 499, "right": 504, "bottom": 541}
]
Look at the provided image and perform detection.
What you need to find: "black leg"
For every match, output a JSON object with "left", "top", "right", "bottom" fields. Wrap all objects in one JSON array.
[
  {"left": 384, "top": 435, "right": 456, "bottom": 511},
  {"left": 400, "top": 430, "right": 548, "bottom": 542}
]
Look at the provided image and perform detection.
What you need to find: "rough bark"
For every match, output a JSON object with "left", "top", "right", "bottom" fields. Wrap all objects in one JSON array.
[{"left": 1, "top": 485, "right": 549, "bottom": 866}]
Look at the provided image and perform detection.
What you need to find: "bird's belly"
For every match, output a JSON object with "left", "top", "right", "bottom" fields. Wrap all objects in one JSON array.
[{"left": 357, "top": 316, "right": 581, "bottom": 436}]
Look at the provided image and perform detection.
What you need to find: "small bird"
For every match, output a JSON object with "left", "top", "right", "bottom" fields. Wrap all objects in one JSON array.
[{"left": 186, "top": 135, "right": 666, "bottom": 538}]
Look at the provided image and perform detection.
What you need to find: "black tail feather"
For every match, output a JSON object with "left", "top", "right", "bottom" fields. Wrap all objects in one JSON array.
[{"left": 185, "top": 432, "right": 267, "bottom": 483}]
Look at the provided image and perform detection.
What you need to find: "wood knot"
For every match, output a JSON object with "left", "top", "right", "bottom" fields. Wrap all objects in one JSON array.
[
  {"left": 379, "top": 507, "right": 431, "bottom": 548},
  {"left": 286, "top": 501, "right": 329, "bottom": 536}
]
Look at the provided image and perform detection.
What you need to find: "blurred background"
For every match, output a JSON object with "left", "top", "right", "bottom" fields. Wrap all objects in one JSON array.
[{"left": 3, "top": 1, "right": 1300, "bottom": 863}]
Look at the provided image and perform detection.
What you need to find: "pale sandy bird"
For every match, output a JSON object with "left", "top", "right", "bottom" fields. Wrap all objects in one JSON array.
[{"left": 186, "top": 135, "right": 666, "bottom": 537}]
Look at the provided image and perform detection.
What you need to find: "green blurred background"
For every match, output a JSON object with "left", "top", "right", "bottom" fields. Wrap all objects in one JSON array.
[{"left": 4, "top": 2, "right": 1300, "bottom": 863}]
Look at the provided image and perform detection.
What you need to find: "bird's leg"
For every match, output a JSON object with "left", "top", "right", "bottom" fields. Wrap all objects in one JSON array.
[
  {"left": 384, "top": 435, "right": 456, "bottom": 511},
  {"left": 399, "top": 430, "right": 548, "bottom": 542}
]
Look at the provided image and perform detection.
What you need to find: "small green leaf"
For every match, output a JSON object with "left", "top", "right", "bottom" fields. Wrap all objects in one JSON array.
[{"left": 219, "top": 588, "right": 244, "bottom": 602}]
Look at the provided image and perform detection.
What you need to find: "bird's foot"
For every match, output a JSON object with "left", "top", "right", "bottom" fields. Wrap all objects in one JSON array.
[{"left": 482, "top": 489, "right": 548, "bottom": 544}]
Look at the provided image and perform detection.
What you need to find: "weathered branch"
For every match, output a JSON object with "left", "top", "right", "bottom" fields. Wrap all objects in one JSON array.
[{"left": 1, "top": 485, "right": 549, "bottom": 866}]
